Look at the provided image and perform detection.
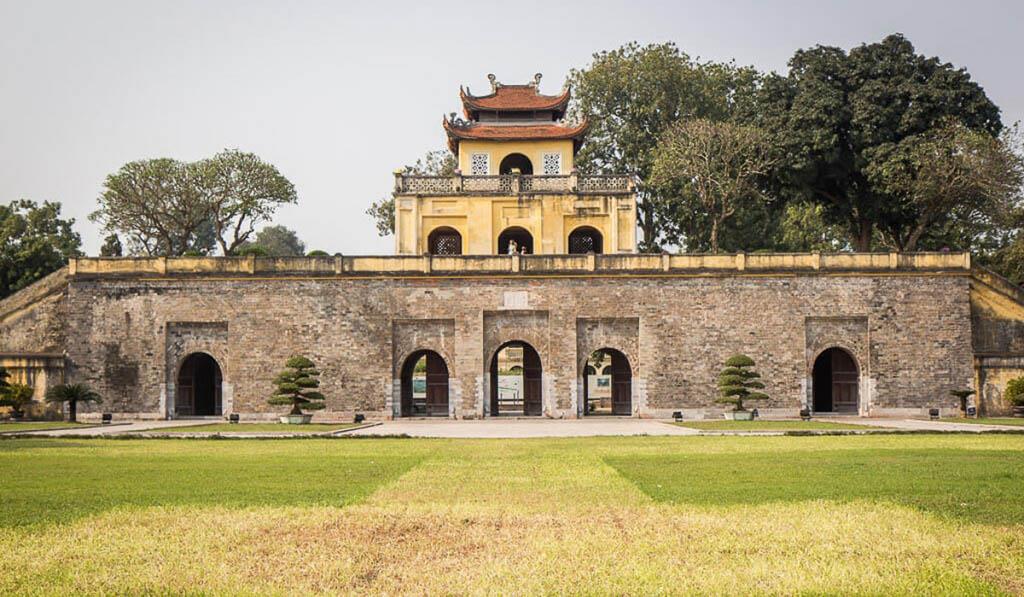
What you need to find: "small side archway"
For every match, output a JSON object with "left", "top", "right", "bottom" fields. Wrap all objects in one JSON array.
[
  {"left": 176, "top": 353, "right": 223, "bottom": 416},
  {"left": 428, "top": 227, "right": 463, "bottom": 255},
  {"left": 582, "top": 348, "right": 632, "bottom": 416},
  {"left": 399, "top": 350, "right": 450, "bottom": 417},
  {"left": 812, "top": 347, "right": 859, "bottom": 413},
  {"left": 498, "top": 227, "right": 534, "bottom": 254},
  {"left": 499, "top": 153, "right": 534, "bottom": 175},
  {"left": 568, "top": 226, "right": 604, "bottom": 254},
  {"left": 490, "top": 341, "right": 542, "bottom": 416}
]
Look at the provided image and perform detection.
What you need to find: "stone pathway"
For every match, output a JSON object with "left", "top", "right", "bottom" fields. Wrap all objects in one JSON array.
[
  {"left": 20, "top": 420, "right": 205, "bottom": 437},
  {"left": 345, "top": 419, "right": 700, "bottom": 438},
  {"left": 817, "top": 417, "right": 1024, "bottom": 433}
]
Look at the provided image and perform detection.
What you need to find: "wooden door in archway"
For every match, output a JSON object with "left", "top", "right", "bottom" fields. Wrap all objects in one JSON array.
[{"left": 523, "top": 345, "right": 543, "bottom": 416}]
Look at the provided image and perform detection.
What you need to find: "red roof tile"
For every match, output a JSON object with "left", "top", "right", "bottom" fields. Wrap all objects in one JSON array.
[
  {"left": 460, "top": 85, "right": 571, "bottom": 113},
  {"left": 443, "top": 119, "right": 589, "bottom": 152}
]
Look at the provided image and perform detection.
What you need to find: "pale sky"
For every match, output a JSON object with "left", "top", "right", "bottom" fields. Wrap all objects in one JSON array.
[{"left": 2, "top": 0, "right": 1022, "bottom": 255}]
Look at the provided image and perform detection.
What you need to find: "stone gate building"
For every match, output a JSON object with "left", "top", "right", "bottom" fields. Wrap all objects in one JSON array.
[{"left": 2, "top": 75, "right": 1024, "bottom": 421}]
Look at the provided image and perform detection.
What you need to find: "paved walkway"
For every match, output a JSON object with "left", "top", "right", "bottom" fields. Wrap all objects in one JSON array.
[
  {"left": 817, "top": 417, "right": 1024, "bottom": 432},
  {"left": 345, "top": 419, "right": 700, "bottom": 438},
  {"left": 22, "top": 420, "right": 205, "bottom": 437}
]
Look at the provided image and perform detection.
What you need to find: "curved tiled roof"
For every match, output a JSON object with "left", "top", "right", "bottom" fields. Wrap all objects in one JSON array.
[
  {"left": 460, "top": 85, "right": 571, "bottom": 113},
  {"left": 443, "top": 119, "right": 589, "bottom": 152}
]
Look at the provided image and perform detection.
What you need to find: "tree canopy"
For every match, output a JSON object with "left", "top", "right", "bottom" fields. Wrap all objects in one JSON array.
[
  {"left": 236, "top": 225, "right": 306, "bottom": 257},
  {"left": 367, "top": 149, "right": 457, "bottom": 237},
  {"left": 0, "top": 200, "right": 82, "bottom": 299}
]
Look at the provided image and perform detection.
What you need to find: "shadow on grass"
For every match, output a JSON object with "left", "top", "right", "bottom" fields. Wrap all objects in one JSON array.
[
  {"left": 0, "top": 439, "right": 423, "bottom": 528},
  {"left": 605, "top": 448, "right": 1024, "bottom": 525}
]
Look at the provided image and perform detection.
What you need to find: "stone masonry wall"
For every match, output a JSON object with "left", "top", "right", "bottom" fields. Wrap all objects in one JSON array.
[{"left": 48, "top": 271, "right": 975, "bottom": 419}]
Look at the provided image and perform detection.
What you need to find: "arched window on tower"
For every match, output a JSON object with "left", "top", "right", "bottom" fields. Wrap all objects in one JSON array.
[
  {"left": 499, "top": 153, "right": 534, "bottom": 175},
  {"left": 428, "top": 227, "right": 462, "bottom": 255},
  {"left": 498, "top": 227, "right": 534, "bottom": 254},
  {"left": 568, "top": 226, "right": 603, "bottom": 254}
]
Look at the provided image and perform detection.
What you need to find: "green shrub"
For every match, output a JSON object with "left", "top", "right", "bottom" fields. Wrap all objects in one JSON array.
[
  {"left": 716, "top": 354, "right": 768, "bottom": 412},
  {"left": 1005, "top": 377, "right": 1024, "bottom": 406},
  {"left": 268, "top": 355, "right": 326, "bottom": 415},
  {"left": 306, "top": 250, "right": 329, "bottom": 257},
  {"left": 0, "top": 383, "right": 35, "bottom": 418}
]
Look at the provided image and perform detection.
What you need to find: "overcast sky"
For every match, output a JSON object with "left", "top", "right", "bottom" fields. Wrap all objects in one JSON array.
[{"left": 2, "top": 0, "right": 1022, "bottom": 255}]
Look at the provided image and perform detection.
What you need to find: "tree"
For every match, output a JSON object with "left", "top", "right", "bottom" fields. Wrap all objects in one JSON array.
[
  {"left": 235, "top": 225, "right": 306, "bottom": 257},
  {"left": 0, "top": 383, "right": 35, "bottom": 419},
  {"left": 91, "top": 150, "right": 296, "bottom": 256},
  {"left": 45, "top": 383, "right": 102, "bottom": 423},
  {"left": 777, "top": 202, "right": 849, "bottom": 252},
  {"left": 568, "top": 42, "right": 759, "bottom": 250},
  {"left": 92, "top": 158, "right": 214, "bottom": 256},
  {"left": 652, "top": 119, "right": 776, "bottom": 253},
  {"left": 198, "top": 150, "right": 298, "bottom": 255},
  {"left": 716, "top": 354, "right": 768, "bottom": 412},
  {"left": 752, "top": 34, "right": 1002, "bottom": 251},
  {"left": 99, "top": 234, "right": 123, "bottom": 257},
  {"left": 869, "top": 121, "right": 1024, "bottom": 251},
  {"left": 0, "top": 200, "right": 82, "bottom": 299},
  {"left": 268, "top": 355, "right": 326, "bottom": 416},
  {"left": 368, "top": 149, "right": 457, "bottom": 237}
]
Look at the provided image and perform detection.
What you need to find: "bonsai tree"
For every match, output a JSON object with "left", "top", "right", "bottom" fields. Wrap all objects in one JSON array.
[
  {"left": 268, "top": 355, "right": 326, "bottom": 417},
  {"left": 45, "top": 383, "right": 102, "bottom": 422},
  {"left": 0, "top": 383, "right": 35, "bottom": 419},
  {"left": 716, "top": 354, "right": 768, "bottom": 412}
]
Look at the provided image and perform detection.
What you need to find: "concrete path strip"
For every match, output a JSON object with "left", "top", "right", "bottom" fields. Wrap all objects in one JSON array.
[{"left": 344, "top": 419, "right": 701, "bottom": 438}]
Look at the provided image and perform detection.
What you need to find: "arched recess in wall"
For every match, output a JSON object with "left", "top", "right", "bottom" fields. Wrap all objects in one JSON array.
[
  {"left": 582, "top": 348, "right": 631, "bottom": 416},
  {"left": 428, "top": 227, "right": 463, "bottom": 255},
  {"left": 176, "top": 353, "right": 223, "bottom": 416},
  {"left": 568, "top": 226, "right": 604, "bottom": 254},
  {"left": 812, "top": 347, "right": 859, "bottom": 413},
  {"left": 498, "top": 227, "right": 534, "bottom": 255},
  {"left": 399, "top": 350, "right": 449, "bottom": 417},
  {"left": 490, "top": 341, "right": 542, "bottom": 416},
  {"left": 499, "top": 153, "right": 533, "bottom": 175}
]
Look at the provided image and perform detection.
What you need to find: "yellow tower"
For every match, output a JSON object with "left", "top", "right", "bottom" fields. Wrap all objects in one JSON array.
[{"left": 393, "top": 73, "right": 637, "bottom": 255}]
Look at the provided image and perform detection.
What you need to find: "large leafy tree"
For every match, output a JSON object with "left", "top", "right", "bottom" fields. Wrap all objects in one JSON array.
[
  {"left": 0, "top": 200, "right": 82, "bottom": 299},
  {"left": 753, "top": 34, "right": 1002, "bottom": 251},
  {"left": 92, "top": 150, "right": 296, "bottom": 256},
  {"left": 652, "top": 119, "right": 776, "bottom": 253},
  {"left": 368, "top": 149, "right": 456, "bottom": 237},
  {"left": 236, "top": 225, "right": 306, "bottom": 257},
  {"left": 567, "top": 42, "right": 758, "bottom": 250}
]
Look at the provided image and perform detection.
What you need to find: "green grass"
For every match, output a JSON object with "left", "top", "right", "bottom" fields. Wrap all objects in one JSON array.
[
  {"left": 0, "top": 422, "right": 91, "bottom": 433},
  {"left": 672, "top": 419, "right": 875, "bottom": 431},
  {"left": 948, "top": 417, "right": 1024, "bottom": 426},
  {"left": 164, "top": 423, "right": 360, "bottom": 433},
  {"left": 1, "top": 435, "right": 1023, "bottom": 594}
]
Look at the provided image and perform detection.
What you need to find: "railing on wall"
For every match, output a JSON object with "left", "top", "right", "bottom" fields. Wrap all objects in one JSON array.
[
  {"left": 394, "top": 173, "right": 636, "bottom": 195},
  {"left": 68, "top": 252, "right": 973, "bottom": 278}
]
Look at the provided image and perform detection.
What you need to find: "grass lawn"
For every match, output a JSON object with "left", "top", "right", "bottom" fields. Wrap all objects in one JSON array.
[
  {"left": 672, "top": 419, "right": 875, "bottom": 431},
  {"left": 1, "top": 435, "right": 1023, "bottom": 594},
  {"left": 948, "top": 417, "right": 1024, "bottom": 427},
  {"left": 164, "top": 423, "right": 361, "bottom": 433},
  {"left": 0, "top": 422, "right": 91, "bottom": 433}
]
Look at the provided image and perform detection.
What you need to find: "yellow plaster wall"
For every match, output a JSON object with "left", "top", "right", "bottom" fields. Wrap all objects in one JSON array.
[{"left": 457, "top": 139, "right": 575, "bottom": 174}]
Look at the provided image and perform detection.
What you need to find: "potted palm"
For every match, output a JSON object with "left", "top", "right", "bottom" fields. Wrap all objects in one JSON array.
[
  {"left": 268, "top": 355, "right": 326, "bottom": 424},
  {"left": 716, "top": 354, "right": 768, "bottom": 420},
  {"left": 45, "top": 384, "right": 102, "bottom": 422}
]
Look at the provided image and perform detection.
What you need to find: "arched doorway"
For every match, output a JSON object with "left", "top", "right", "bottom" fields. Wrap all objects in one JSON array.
[
  {"left": 428, "top": 227, "right": 462, "bottom": 255},
  {"left": 498, "top": 227, "right": 534, "bottom": 254},
  {"left": 490, "top": 341, "right": 542, "bottom": 416},
  {"left": 499, "top": 153, "right": 533, "bottom": 175},
  {"left": 400, "top": 350, "right": 449, "bottom": 417},
  {"left": 176, "top": 353, "right": 223, "bottom": 416},
  {"left": 812, "top": 347, "right": 859, "bottom": 413},
  {"left": 568, "top": 227, "right": 604, "bottom": 254},
  {"left": 582, "top": 349, "right": 631, "bottom": 415}
]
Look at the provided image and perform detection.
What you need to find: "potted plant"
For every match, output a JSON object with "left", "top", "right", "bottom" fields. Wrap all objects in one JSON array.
[
  {"left": 268, "top": 355, "right": 325, "bottom": 424},
  {"left": 0, "top": 383, "right": 36, "bottom": 420},
  {"left": 45, "top": 383, "right": 102, "bottom": 422},
  {"left": 1005, "top": 377, "right": 1024, "bottom": 417},
  {"left": 716, "top": 354, "right": 768, "bottom": 421}
]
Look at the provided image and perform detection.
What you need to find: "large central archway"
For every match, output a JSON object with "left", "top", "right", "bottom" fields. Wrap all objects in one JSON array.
[
  {"left": 812, "top": 347, "right": 859, "bottom": 413},
  {"left": 490, "top": 341, "right": 542, "bottom": 416},
  {"left": 400, "top": 350, "right": 449, "bottom": 417},
  {"left": 176, "top": 353, "right": 223, "bottom": 416},
  {"left": 498, "top": 227, "right": 534, "bottom": 255},
  {"left": 583, "top": 348, "right": 631, "bottom": 415}
]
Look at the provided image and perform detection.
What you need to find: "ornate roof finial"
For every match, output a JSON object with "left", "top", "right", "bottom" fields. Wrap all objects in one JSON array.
[
  {"left": 487, "top": 73, "right": 498, "bottom": 93},
  {"left": 532, "top": 73, "right": 543, "bottom": 88}
]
